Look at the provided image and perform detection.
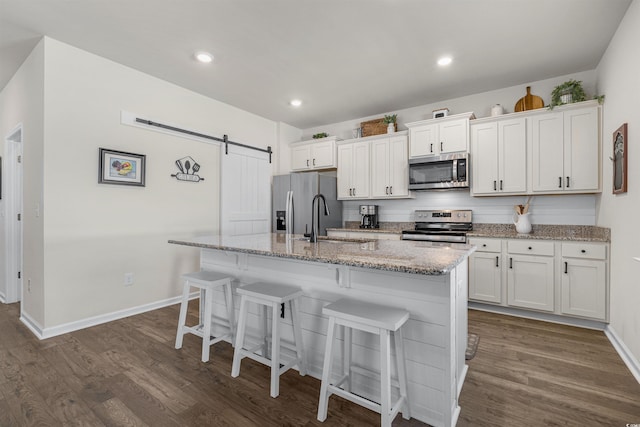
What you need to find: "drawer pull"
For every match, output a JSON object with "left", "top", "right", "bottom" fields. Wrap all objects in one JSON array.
[
  {"left": 482, "top": 244, "right": 487, "bottom": 247},
  {"left": 564, "top": 261, "right": 568, "bottom": 274},
  {"left": 581, "top": 249, "right": 586, "bottom": 253},
  {"left": 528, "top": 246, "right": 532, "bottom": 250}
]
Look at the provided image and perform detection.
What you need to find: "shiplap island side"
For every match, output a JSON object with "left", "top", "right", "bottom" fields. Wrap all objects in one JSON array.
[{"left": 169, "top": 233, "right": 475, "bottom": 427}]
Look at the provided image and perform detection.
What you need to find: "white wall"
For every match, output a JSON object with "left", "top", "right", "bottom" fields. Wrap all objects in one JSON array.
[
  {"left": 3, "top": 37, "right": 280, "bottom": 332},
  {"left": 0, "top": 39, "right": 45, "bottom": 320},
  {"left": 276, "top": 121, "right": 302, "bottom": 175},
  {"left": 596, "top": 0, "right": 640, "bottom": 371},
  {"left": 342, "top": 193, "right": 597, "bottom": 225},
  {"left": 302, "top": 70, "right": 597, "bottom": 141}
]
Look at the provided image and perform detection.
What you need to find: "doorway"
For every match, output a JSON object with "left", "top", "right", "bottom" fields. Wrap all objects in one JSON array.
[{"left": 3, "top": 124, "right": 23, "bottom": 303}]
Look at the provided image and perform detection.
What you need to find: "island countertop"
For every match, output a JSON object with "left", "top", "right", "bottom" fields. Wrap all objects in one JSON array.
[{"left": 169, "top": 233, "right": 475, "bottom": 275}]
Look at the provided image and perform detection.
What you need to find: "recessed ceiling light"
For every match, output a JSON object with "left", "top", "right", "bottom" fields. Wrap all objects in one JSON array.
[
  {"left": 437, "top": 56, "right": 452, "bottom": 66},
  {"left": 195, "top": 52, "right": 213, "bottom": 63},
  {"left": 290, "top": 99, "right": 302, "bottom": 107}
]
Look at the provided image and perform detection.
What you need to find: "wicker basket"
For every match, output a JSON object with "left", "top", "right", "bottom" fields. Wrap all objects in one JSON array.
[{"left": 360, "top": 118, "right": 396, "bottom": 137}]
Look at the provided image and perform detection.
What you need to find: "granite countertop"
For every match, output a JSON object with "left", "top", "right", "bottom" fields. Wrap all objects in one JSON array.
[
  {"left": 169, "top": 233, "right": 475, "bottom": 275},
  {"left": 468, "top": 224, "right": 610, "bottom": 242}
]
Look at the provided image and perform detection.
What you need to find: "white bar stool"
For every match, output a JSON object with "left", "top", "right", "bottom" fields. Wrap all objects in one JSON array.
[
  {"left": 317, "top": 298, "right": 411, "bottom": 427},
  {"left": 175, "top": 270, "right": 235, "bottom": 363},
  {"left": 231, "top": 282, "right": 307, "bottom": 398}
]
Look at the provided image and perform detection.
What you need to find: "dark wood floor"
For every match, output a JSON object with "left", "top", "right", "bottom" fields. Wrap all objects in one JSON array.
[{"left": 1, "top": 301, "right": 639, "bottom": 426}]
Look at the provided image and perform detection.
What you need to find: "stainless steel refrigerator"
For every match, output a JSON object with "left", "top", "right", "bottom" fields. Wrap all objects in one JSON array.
[{"left": 272, "top": 172, "right": 342, "bottom": 236}]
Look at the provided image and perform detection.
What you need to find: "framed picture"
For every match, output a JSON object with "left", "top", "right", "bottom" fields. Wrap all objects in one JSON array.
[
  {"left": 613, "top": 123, "right": 628, "bottom": 194},
  {"left": 99, "top": 148, "right": 146, "bottom": 186}
]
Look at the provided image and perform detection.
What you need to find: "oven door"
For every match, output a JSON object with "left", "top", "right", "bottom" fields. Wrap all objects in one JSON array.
[
  {"left": 408, "top": 153, "right": 468, "bottom": 190},
  {"left": 401, "top": 230, "right": 467, "bottom": 243}
]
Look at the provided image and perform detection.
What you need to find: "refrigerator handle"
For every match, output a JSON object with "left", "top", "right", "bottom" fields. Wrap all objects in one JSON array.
[{"left": 286, "top": 191, "right": 293, "bottom": 235}]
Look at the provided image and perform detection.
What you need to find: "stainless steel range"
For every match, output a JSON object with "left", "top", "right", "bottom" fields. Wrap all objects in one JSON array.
[{"left": 401, "top": 209, "right": 473, "bottom": 243}]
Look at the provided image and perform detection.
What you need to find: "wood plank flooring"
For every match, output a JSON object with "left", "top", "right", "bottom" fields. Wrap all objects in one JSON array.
[{"left": 1, "top": 302, "right": 639, "bottom": 426}]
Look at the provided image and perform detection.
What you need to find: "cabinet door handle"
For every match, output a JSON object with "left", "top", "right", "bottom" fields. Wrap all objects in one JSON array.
[
  {"left": 566, "top": 176, "right": 570, "bottom": 188},
  {"left": 385, "top": 186, "right": 389, "bottom": 195},
  {"left": 430, "top": 143, "right": 433, "bottom": 153},
  {"left": 353, "top": 188, "right": 356, "bottom": 196},
  {"left": 564, "top": 261, "right": 568, "bottom": 274},
  {"left": 313, "top": 158, "right": 316, "bottom": 166},
  {"left": 494, "top": 180, "right": 497, "bottom": 191},
  {"left": 509, "top": 257, "right": 513, "bottom": 269},
  {"left": 349, "top": 188, "right": 353, "bottom": 196},
  {"left": 558, "top": 177, "right": 562, "bottom": 188},
  {"left": 390, "top": 186, "right": 393, "bottom": 194},
  {"left": 440, "top": 142, "right": 444, "bottom": 152},
  {"left": 496, "top": 256, "right": 499, "bottom": 267},
  {"left": 307, "top": 159, "right": 309, "bottom": 167},
  {"left": 500, "top": 180, "right": 503, "bottom": 191}
]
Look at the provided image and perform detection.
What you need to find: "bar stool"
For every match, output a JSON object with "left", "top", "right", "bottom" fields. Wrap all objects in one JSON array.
[
  {"left": 174, "top": 270, "right": 236, "bottom": 363},
  {"left": 231, "top": 282, "right": 307, "bottom": 398},
  {"left": 317, "top": 298, "right": 410, "bottom": 427}
]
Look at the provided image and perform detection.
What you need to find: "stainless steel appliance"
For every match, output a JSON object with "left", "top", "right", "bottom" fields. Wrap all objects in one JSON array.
[
  {"left": 401, "top": 209, "right": 472, "bottom": 243},
  {"left": 273, "top": 172, "right": 342, "bottom": 235},
  {"left": 408, "top": 153, "right": 469, "bottom": 190},
  {"left": 359, "top": 205, "right": 379, "bottom": 229}
]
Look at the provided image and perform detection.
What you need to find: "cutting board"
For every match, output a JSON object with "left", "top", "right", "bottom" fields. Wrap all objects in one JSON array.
[{"left": 514, "top": 86, "right": 544, "bottom": 112}]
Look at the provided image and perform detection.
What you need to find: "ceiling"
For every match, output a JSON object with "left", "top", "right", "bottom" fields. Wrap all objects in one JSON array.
[{"left": 0, "top": 0, "right": 632, "bottom": 130}]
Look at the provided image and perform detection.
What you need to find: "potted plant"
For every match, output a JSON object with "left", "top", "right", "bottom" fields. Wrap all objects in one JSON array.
[
  {"left": 382, "top": 114, "right": 397, "bottom": 133},
  {"left": 549, "top": 79, "right": 586, "bottom": 109},
  {"left": 312, "top": 132, "right": 328, "bottom": 139}
]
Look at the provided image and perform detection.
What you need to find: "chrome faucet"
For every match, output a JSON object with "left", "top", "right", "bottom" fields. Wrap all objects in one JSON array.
[{"left": 310, "top": 194, "right": 330, "bottom": 243}]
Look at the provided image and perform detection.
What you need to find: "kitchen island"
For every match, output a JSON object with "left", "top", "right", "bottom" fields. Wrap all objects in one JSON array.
[{"left": 169, "top": 233, "right": 475, "bottom": 427}]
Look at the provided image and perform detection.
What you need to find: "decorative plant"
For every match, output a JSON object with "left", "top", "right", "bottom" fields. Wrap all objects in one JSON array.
[
  {"left": 312, "top": 132, "right": 328, "bottom": 139},
  {"left": 549, "top": 79, "right": 586, "bottom": 109},
  {"left": 382, "top": 114, "right": 397, "bottom": 124}
]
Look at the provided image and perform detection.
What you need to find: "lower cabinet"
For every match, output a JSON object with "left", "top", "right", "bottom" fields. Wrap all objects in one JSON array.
[
  {"left": 560, "top": 243, "right": 607, "bottom": 320},
  {"left": 468, "top": 237, "right": 609, "bottom": 322},
  {"left": 468, "top": 238, "right": 502, "bottom": 303}
]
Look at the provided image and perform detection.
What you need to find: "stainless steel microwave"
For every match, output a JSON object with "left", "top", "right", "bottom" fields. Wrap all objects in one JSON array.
[{"left": 408, "top": 153, "right": 469, "bottom": 190}]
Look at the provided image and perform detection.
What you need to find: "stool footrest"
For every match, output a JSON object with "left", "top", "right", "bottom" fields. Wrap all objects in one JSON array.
[{"left": 328, "top": 385, "right": 406, "bottom": 420}]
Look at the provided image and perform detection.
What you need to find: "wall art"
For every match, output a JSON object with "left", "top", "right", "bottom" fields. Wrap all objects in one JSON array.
[
  {"left": 99, "top": 148, "right": 146, "bottom": 186},
  {"left": 612, "top": 123, "right": 628, "bottom": 194},
  {"left": 171, "top": 156, "right": 204, "bottom": 182}
]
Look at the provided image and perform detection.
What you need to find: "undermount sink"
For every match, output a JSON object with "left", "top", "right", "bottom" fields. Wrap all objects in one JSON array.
[{"left": 296, "top": 236, "right": 373, "bottom": 244}]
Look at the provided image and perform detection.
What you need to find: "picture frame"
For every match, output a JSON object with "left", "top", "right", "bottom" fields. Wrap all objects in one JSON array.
[
  {"left": 612, "top": 123, "right": 628, "bottom": 194},
  {"left": 99, "top": 148, "right": 146, "bottom": 186}
]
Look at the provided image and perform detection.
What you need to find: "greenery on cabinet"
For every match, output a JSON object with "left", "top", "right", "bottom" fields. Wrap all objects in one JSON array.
[
  {"left": 312, "top": 132, "right": 329, "bottom": 139},
  {"left": 549, "top": 80, "right": 605, "bottom": 109},
  {"left": 382, "top": 114, "right": 397, "bottom": 124}
]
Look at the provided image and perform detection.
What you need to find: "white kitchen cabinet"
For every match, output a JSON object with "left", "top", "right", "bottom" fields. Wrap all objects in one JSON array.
[
  {"left": 337, "top": 141, "right": 370, "bottom": 199},
  {"left": 506, "top": 240, "right": 555, "bottom": 312},
  {"left": 530, "top": 102, "right": 600, "bottom": 194},
  {"left": 406, "top": 113, "right": 474, "bottom": 158},
  {"left": 370, "top": 135, "right": 409, "bottom": 198},
  {"left": 471, "top": 117, "right": 527, "bottom": 195},
  {"left": 560, "top": 242, "right": 607, "bottom": 320},
  {"left": 469, "top": 236, "right": 609, "bottom": 322},
  {"left": 468, "top": 238, "right": 502, "bottom": 303},
  {"left": 290, "top": 137, "right": 340, "bottom": 171}
]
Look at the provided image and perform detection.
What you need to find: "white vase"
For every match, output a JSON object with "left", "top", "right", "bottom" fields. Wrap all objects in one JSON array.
[
  {"left": 513, "top": 213, "right": 532, "bottom": 234},
  {"left": 387, "top": 123, "right": 395, "bottom": 134},
  {"left": 491, "top": 104, "right": 503, "bottom": 116}
]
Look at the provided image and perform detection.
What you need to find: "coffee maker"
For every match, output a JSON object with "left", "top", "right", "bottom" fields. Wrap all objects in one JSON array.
[{"left": 359, "top": 205, "right": 379, "bottom": 229}]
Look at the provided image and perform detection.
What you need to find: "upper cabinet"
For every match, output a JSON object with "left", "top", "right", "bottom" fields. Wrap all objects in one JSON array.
[
  {"left": 337, "top": 132, "right": 410, "bottom": 200},
  {"left": 471, "top": 117, "right": 527, "bottom": 196},
  {"left": 290, "top": 136, "right": 340, "bottom": 171},
  {"left": 406, "top": 112, "right": 475, "bottom": 158},
  {"left": 530, "top": 103, "right": 600, "bottom": 194},
  {"left": 469, "top": 100, "right": 601, "bottom": 197}
]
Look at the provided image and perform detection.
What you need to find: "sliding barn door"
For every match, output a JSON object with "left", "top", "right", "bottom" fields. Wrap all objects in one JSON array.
[{"left": 220, "top": 144, "right": 271, "bottom": 235}]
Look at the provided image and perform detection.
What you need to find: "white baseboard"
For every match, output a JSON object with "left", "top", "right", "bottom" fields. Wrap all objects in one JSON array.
[
  {"left": 21, "top": 293, "right": 197, "bottom": 340},
  {"left": 605, "top": 325, "right": 640, "bottom": 385}
]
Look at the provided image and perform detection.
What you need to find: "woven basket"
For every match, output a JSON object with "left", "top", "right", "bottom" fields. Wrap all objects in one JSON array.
[{"left": 361, "top": 118, "right": 396, "bottom": 137}]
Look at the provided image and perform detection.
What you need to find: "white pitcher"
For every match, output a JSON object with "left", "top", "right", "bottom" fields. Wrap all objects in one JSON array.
[{"left": 513, "top": 212, "right": 532, "bottom": 234}]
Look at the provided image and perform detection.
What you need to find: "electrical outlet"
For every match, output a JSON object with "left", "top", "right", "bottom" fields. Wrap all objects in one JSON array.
[{"left": 124, "top": 273, "right": 134, "bottom": 286}]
